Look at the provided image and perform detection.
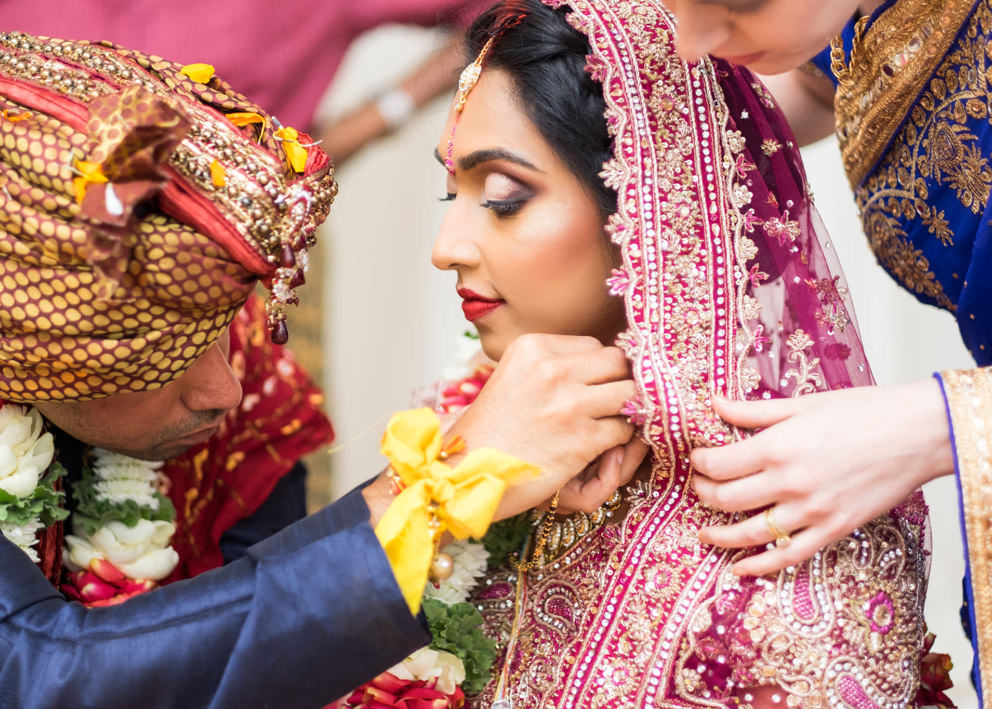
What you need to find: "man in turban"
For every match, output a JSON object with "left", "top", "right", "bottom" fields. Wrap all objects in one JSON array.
[{"left": 0, "top": 32, "right": 639, "bottom": 705}]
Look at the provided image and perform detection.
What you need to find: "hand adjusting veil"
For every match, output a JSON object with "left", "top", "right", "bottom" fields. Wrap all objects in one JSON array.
[{"left": 473, "top": 2, "right": 930, "bottom": 705}]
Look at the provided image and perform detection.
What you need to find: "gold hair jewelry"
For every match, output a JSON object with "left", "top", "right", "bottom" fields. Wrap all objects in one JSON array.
[
  {"left": 444, "top": 37, "right": 496, "bottom": 175},
  {"left": 456, "top": 37, "right": 495, "bottom": 114},
  {"left": 444, "top": 14, "right": 525, "bottom": 175},
  {"left": 764, "top": 507, "right": 791, "bottom": 548}
]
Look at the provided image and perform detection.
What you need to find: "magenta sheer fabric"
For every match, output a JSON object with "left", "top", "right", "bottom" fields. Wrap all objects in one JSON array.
[{"left": 609, "top": 57, "right": 874, "bottom": 447}]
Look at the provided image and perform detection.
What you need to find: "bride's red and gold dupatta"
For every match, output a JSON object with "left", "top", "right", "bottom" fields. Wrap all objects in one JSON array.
[{"left": 470, "top": 1, "right": 930, "bottom": 706}]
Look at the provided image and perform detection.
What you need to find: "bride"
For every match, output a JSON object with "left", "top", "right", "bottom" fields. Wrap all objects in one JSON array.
[{"left": 424, "top": 0, "right": 932, "bottom": 706}]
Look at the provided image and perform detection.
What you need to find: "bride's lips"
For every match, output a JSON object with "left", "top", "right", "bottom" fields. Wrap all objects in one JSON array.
[{"left": 457, "top": 287, "right": 504, "bottom": 322}]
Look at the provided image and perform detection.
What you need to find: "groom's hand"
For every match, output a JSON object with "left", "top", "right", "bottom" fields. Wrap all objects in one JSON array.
[{"left": 445, "top": 333, "right": 638, "bottom": 519}]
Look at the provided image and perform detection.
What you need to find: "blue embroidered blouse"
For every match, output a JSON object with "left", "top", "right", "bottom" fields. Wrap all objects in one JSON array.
[{"left": 812, "top": 0, "right": 992, "bottom": 365}]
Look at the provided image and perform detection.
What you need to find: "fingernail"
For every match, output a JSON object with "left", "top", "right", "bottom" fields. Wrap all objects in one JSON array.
[{"left": 613, "top": 449, "right": 624, "bottom": 467}]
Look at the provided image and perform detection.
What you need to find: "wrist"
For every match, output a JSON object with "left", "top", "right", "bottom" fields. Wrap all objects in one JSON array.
[
  {"left": 915, "top": 377, "right": 956, "bottom": 484},
  {"left": 362, "top": 470, "right": 395, "bottom": 528},
  {"left": 373, "top": 87, "right": 415, "bottom": 132}
]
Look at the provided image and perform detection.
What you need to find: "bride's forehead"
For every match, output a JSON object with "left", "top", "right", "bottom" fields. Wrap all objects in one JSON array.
[{"left": 438, "top": 71, "right": 555, "bottom": 158}]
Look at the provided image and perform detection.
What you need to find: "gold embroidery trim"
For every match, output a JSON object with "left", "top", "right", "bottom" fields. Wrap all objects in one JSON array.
[
  {"left": 941, "top": 366, "right": 992, "bottom": 706},
  {"left": 832, "top": 0, "right": 977, "bottom": 187}
]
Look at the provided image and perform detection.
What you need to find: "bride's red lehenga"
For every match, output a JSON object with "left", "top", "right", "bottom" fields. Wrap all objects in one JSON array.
[{"left": 468, "top": 1, "right": 932, "bottom": 706}]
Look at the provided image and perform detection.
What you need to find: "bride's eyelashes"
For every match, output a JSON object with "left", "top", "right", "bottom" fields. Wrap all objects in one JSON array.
[
  {"left": 436, "top": 192, "right": 528, "bottom": 216},
  {"left": 437, "top": 173, "right": 536, "bottom": 216},
  {"left": 481, "top": 197, "right": 527, "bottom": 217},
  {"left": 481, "top": 172, "right": 534, "bottom": 218}
]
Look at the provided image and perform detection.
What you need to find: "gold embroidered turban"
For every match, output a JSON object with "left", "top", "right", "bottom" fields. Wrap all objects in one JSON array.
[{"left": 0, "top": 32, "right": 336, "bottom": 402}]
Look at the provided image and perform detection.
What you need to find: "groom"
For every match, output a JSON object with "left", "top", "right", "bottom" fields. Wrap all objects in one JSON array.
[{"left": 0, "top": 32, "right": 637, "bottom": 707}]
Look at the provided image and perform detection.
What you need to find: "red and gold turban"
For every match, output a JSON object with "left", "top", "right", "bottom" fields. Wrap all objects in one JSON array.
[{"left": 0, "top": 32, "right": 336, "bottom": 402}]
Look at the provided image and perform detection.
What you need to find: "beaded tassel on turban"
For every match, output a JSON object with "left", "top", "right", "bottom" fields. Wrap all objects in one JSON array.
[{"left": 0, "top": 32, "right": 336, "bottom": 402}]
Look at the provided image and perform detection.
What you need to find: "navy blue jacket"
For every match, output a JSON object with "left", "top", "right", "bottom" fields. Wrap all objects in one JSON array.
[{"left": 0, "top": 482, "right": 429, "bottom": 708}]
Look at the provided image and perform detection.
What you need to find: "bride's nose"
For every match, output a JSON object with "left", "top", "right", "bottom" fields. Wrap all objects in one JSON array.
[{"left": 431, "top": 210, "right": 479, "bottom": 272}]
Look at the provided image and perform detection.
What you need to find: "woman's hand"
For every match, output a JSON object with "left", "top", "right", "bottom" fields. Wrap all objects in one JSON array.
[{"left": 690, "top": 379, "right": 954, "bottom": 576}]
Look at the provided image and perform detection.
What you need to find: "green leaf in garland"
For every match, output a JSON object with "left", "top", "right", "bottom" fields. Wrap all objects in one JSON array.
[
  {"left": 71, "top": 466, "right": 175, "bottom": 537},
  {"left": 423, "top": 598, "right": 496, "bottom": 696},
  {"left": 0, "top": 462, "right": 69, "bottom": 528}
]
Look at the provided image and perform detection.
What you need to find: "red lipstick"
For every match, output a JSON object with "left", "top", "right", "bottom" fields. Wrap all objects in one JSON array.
[{"left": 457, "top": 287, "right": 504, "bottom": 322}]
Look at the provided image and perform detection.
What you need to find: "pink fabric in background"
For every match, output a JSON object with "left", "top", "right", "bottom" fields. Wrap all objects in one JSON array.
[{"left": 2, "top": 0, "right": 489, "bottom": 127}]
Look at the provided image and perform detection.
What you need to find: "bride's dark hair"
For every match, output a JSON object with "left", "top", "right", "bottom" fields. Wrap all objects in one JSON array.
[{"left": 466, "top": 0, "right": 616, "bottom": 215}]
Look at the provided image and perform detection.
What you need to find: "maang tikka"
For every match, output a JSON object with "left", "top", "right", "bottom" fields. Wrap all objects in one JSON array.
[{"left": 444, "top": 13, "right": 526, "bottom": 175}]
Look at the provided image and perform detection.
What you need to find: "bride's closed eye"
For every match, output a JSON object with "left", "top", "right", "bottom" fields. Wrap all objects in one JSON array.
[{"left": 481, "top": 172, "right": 534, "bottom": 218}]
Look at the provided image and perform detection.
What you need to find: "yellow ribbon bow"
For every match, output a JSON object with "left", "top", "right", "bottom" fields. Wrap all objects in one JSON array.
[
  {"left": 274, "top": 126, "right": 309, "bottom": 173},
  {"left": 375, "top": 408, "right": 539, "bottom": 615}
]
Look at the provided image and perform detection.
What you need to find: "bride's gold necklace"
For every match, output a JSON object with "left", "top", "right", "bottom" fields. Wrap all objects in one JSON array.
[
  {"left": 492, "top": 468, "right": 652, "bottom": 708},
  {"left": 513, "top": 455, "right": 654, "bottom": 571},
  {"left": 515, "top": 490, "right": 624, "bottom": 571}
]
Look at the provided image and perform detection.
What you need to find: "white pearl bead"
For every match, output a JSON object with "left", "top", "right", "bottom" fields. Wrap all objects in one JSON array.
[{"left": 429, "top": 552, "right": 455, "bottom": 583}]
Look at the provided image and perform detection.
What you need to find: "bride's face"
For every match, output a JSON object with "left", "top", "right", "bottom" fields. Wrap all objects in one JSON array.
[{"left": 432, "top": 69, "right": 624, "bottom": 361}]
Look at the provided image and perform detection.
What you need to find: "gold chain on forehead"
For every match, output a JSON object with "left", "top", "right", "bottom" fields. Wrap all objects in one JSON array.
[{"left": 444, "top": 14, "right": 526, "bottom": 175}]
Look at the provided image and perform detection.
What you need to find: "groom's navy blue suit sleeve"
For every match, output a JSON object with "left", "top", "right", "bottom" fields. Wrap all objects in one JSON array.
[{"left": 0, "top": 484, "right": 429, "bottom": 709}]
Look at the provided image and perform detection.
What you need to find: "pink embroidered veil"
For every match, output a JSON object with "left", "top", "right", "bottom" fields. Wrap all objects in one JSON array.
[{"left": 469, "top": 0, "right": 930, "bottom": 706}]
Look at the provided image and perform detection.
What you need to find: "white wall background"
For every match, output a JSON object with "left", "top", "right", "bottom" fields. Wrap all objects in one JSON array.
[{"left": 321, "top": 27, "right": 977, "bottom": 704}]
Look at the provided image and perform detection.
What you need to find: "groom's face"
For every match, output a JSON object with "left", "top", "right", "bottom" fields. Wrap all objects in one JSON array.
[{"left": 33, "top": 329, "right": 241, "bottom": 461}]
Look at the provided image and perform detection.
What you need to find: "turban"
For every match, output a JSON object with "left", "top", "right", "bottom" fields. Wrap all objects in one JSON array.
[{"left": 0, "top": 32, "right": 336, "bottom": 402}]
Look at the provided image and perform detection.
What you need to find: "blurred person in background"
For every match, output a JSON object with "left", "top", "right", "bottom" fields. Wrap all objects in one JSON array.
[{"left": 3, "top": 0, "right": 493, "bottom": 163}]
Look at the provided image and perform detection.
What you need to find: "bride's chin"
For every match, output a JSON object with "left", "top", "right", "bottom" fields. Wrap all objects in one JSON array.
[{"left": 478, "top": 333, "right": 506, "bottom": 363}]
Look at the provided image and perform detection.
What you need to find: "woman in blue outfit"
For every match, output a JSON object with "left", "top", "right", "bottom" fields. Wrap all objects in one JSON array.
[{"left": 665, "top": 0, "right": 992, "bottom": 702}]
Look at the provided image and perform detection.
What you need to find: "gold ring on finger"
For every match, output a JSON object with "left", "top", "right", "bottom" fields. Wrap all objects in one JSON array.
[{"left": 764, "top": 507, "right": 791, "bottom": 548}]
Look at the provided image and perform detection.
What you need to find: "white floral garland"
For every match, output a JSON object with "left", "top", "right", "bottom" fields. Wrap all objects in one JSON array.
[
  {"left": 64, "top": 449, "right": 179, "bottom": 582},
  {"left": 384, "top": 539, "right": 490, "bottom": 693},
  {"left": 0, "top": 403, "right": 179, "bottom": 590},
  {"left": 0, "top": 404, "right": 57, "bottom": 561}
]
